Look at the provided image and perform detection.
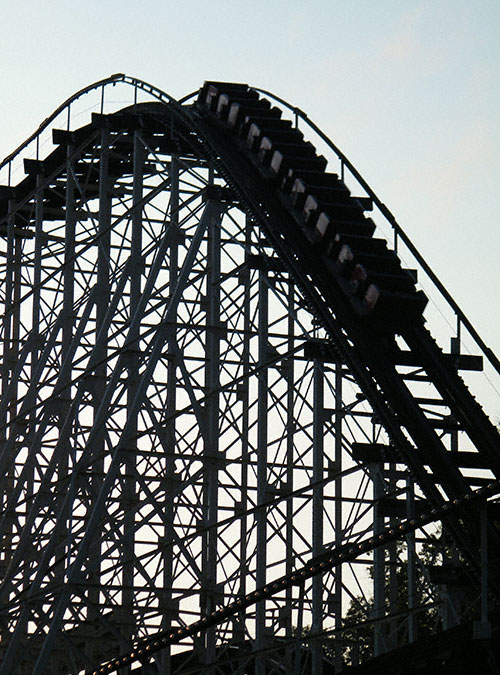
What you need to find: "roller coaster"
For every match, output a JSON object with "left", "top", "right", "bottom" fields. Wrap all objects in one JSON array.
[{"left": 0, "top": 74, "right": 499, "bottom": 674}]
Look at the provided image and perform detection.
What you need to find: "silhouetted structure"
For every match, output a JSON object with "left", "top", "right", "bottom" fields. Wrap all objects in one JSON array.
[{"left": 0, "top": 76, "right": 499, "bottom": 674}]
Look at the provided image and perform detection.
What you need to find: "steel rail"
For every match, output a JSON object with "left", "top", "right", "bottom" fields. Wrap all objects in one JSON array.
[
  {"left": 0, "top": 74, "right": 184, "bottom": 171},
  {"left": 0, "top": 74, "right": 125, "bottom": 171}
]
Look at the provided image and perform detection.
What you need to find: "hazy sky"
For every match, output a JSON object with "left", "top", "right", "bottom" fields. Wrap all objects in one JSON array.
[{"left": 1, "top": 0, "right": 500, "bottom": 409}]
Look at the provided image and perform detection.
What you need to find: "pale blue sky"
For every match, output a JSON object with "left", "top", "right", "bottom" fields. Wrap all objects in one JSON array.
[{"left": 1, "top": 0, "right": 500, "bottom": 408}]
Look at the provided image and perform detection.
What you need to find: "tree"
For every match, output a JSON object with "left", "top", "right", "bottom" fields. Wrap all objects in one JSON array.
[
  {"left": 340, "top": 531, "right": 447, "bottom": 666},
  {"left": 295, "top": 526, "right": 479, "bottom": 669}
]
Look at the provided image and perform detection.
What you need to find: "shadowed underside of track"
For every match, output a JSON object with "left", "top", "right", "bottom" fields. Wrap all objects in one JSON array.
[{"left": 0, "top": 76, "right": 499, "bottom": 675}]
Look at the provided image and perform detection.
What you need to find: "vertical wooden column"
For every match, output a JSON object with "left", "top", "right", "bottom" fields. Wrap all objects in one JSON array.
[
  {"left": 311, "top": 356, "right": 325, "bottom": 673},
  {"left": 333, "top": 360, "right": 343, "bottom": 671},
  {"left": 87, "top": 126, "right": 112, "bottom": 618},
  {"left": 255, "top": 268, "right": 268, "bottom": 675},
  {"left": 161, "top": 155, "right": 179, "bottom": 675}
]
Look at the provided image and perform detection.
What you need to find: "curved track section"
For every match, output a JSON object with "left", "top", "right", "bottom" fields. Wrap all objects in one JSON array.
[{"left": 0, "top": 77, "right": 499, "bottom": 675}]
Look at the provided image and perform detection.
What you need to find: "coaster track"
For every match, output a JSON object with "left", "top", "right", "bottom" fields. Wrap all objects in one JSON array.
[{"left": 0, "top": 75, "right": 499, "bottom": 674}]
